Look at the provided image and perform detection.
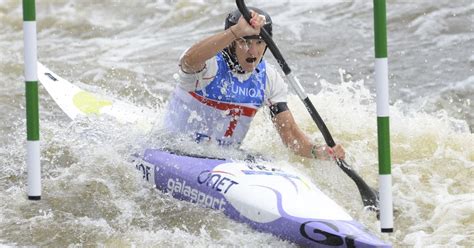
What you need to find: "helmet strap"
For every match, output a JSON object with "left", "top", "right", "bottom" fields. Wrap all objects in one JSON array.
[
  {"left": 223, "top": 42, "right": 246, "bottom": 74},
  {"left": 222, "top": 42, "right": 268, "bottom": 74},
  {"left": 260, "top": 46, "right": 268, "bottom": 64}
]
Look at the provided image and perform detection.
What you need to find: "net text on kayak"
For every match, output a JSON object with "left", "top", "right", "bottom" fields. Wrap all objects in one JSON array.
[{"left": 167, "top": 171, "right": 239, "bottom": 210}]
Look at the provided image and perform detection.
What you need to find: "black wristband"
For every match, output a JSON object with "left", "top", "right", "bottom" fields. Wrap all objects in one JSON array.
[{"left": 269, "top": 102, "right": 289, "bottom": 118}]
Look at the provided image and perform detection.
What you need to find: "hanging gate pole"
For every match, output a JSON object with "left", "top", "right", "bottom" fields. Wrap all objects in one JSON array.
[
  {"left": 23, "top": 0, "right": 41, "bottom": 200},
  {"left": 374, "top": 0, "right": 393, "bottom": 232}
]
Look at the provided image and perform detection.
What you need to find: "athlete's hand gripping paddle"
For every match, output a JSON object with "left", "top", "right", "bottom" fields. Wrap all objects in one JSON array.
[{"left": 236, "top": 0, "right": 379, "bottom": 211}]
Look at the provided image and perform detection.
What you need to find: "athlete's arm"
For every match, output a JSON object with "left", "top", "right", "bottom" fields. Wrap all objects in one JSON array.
[
  {"left": 181, "top": 11, "right": 265, "bottom": 73},
  {"left": 271, "top": 108, "right": 313, "bottom": 158},
  {"left": 271, "top": 105, "right": 345, "bottom": 160}
]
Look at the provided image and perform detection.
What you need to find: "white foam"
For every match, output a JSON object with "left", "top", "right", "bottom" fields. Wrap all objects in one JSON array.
[{"left": 1, "top": 0, "right": 473, "bottom": 246}]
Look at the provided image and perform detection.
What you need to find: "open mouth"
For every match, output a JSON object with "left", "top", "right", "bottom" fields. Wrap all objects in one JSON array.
[{"left": 246, "top": 57, "right": 257, "bottom": 63}]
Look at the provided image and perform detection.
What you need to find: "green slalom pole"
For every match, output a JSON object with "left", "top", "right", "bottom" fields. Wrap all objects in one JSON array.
[
  {"left": 374, "top": 0, "right": 393, "bottom": 232},
  {"left": 23, "top": 0, "right": 41, "bottom": 200}
]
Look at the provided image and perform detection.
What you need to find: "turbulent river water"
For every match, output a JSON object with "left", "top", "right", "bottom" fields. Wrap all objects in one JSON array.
[{"left": 1, "top": 0, "right": 473, "bottom": 247}]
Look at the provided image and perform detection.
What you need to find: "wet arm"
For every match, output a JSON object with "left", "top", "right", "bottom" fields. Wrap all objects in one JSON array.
[
  {"left": 180, "top": 27, "right": 239, "bottom": 73},
  {"left": 272, "top": 110, "right": 314, "bottom": 158},
  {"left": 181, "top": 12, "right": 263, "bottom": 73},
  {"left": 272, "top": 110, "right": 340, "bottom": 160}
]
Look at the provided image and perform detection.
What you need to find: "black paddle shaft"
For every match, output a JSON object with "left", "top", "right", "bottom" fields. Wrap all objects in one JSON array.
[
  {"left": 236, "top": 0, "right": 335, "bottom": 147},
  {"left": 236, "top": 0, "right": 379, "bottom": 210}
]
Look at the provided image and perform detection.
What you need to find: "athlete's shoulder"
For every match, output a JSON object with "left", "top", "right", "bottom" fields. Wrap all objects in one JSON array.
[
  {"left": 264, "top": 62, "right": 281, "bottom": 76},
  {"left": 176, "top": 53, "right": 219, "bottom": 91},
  {"left": 263, "top": 61, "right": 285, "bottom": 85},
  {"left": 262, "top": 61, "right": 288, "bottom": 105}
]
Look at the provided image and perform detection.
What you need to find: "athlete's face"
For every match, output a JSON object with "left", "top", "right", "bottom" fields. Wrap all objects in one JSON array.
[{"left": 234, "top": 38, "right": 267, "bottom": 72}]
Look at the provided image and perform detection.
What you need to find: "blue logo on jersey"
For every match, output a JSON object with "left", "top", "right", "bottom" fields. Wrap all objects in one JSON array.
[{"left": 195, "top": 53, "right": 266, "bottom": 107}]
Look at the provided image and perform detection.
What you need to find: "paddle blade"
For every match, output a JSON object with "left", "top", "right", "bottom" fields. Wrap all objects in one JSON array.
[{"left": 338, "top": 159, "right": 380, "bottom": 210}]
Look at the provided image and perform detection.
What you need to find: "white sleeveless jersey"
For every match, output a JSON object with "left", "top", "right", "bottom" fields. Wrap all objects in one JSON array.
[{"left": 164, "top": 52, "right": 288, "bottom": 146}]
